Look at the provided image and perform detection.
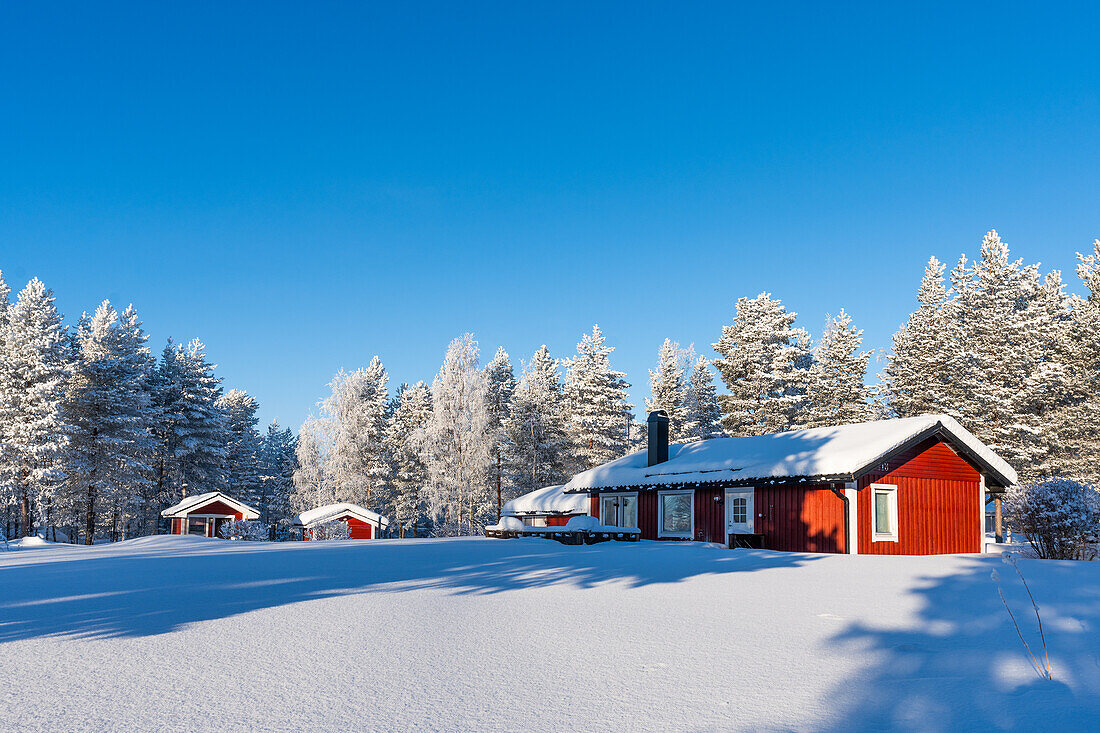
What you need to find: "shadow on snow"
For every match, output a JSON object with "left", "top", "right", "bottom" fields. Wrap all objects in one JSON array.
[{"left": 0, "top": 536, "right": 816, "bottom": 642}]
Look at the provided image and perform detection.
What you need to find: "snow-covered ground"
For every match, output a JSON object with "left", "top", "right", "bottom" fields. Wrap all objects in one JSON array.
[{"left": 1, "top": 537, "right": 1098, "bottom": 732}]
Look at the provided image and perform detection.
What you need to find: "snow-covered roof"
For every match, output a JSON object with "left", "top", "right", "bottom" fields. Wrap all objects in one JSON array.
[
  {"left": 293, "top": 503, "right": 390, "bottom": 528},
  {"left": 160, "top": 492, "right": 260, "bottom": 519},
  {"left": 563, "top": 414, "right": 1017, "bottom": 492},
  {"left": 502, "top": 485, "right": 589, "bottom": 516}
]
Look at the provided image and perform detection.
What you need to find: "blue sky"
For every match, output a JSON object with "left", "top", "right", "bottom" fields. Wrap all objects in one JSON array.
[{"left": 2, "top": 1, "right": 1099, "bottom": 430}]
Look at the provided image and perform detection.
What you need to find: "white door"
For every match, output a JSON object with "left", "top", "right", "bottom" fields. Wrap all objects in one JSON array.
[{"left": 726, "top": 489, "right": 754, "bottom": 539}]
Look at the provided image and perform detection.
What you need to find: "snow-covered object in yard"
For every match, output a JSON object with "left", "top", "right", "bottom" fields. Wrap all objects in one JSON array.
[
  {"left": 486, "top": 516, "right": 526, "bottom": 532},
  {"left": 502, "top": 485, "right": 588, "bottom": 518},
  {"left": 293, "top": 503, "right": 389, "bottom": 540},
  {"left": 564, "top": 515, "right": 601, "bottom": 531},
  {"left": 564, "top": 414, "right": 1017, "bottom": 492}
]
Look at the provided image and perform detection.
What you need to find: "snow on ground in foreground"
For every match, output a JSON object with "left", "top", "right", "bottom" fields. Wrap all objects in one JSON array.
[{"left": 1, "top": 537, "right": 1098, "bottom": 732}]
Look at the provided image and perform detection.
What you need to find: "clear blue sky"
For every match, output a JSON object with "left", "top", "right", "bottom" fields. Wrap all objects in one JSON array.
[{"left": 2, "top": 2, "right": 1099, "bottom": 431}]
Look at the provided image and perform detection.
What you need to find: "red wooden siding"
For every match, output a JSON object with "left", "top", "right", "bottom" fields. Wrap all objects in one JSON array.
[
  {"left": 693, "top": 488, "right": 725, "bottom": 543},
  {"left": 589, "top": 496, "right": 600, "bottom": 519},
  {"left": 345, "top": 516, "right": 374, "bottom": 539},
  {"left": 755, "top": 484, "right": 845, "bottom": 553},
  {"left": 638, "top": 492, "right": 658, "bottom": 540},
  {"left": 856, "top": 438, "right": 981, "bottom": 554},
  {"left": 545, "top": 514, "right": 584, "bottom": 527},
  {"left": 184, "top": 500, "right": 241, "bottom": 517}
]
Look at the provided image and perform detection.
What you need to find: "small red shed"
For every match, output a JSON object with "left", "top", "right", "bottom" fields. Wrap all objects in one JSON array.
[
  {"left": 292, "top": 503, "right": 389, "bottom": 540},
  {"left": 161, "top": 492, "right": 260, "bottom": 538},
  {"left": 563, "top": 413, "right": 1017, "bottom": 555}
]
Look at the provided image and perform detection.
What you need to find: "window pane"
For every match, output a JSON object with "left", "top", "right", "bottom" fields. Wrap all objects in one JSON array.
[
  {"left": 622, "top": 496, "right": 638, "bottom": 529},
  {"left": 875, "top": 492, "right": 891, "bottom": 533},
  {"left": 601, "top": 497, "right": 617, "bottom": 527},
  {"left": 662, "top": 494, "right": 692, "bottom": 533},
  {"left": 732, "top": 498, "right": 746, "bottom": 523}
]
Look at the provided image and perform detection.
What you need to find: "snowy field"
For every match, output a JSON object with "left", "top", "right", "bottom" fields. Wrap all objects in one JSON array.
[{"left": 1, "top": 537, "right": 1098, "bottom": 732}]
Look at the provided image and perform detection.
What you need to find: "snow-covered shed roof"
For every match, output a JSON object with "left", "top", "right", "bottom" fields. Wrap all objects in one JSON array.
[
  {"left": 292, "top": 503, "right": 390, "bottom": 529},
  {"left": 502, "top": 485, "right": 590, "bottom": 516},
  {"left": 161, "top": 491, "right": 260, "bottom": 519},
  {"left": 563, "top": 414, "right": 1017, "bottom": 493}
]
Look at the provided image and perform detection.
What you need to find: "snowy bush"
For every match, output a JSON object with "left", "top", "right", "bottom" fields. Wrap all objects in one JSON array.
[
  {"left": 310, "top": 519, "right": 351, "bottom": 541},
  {"left": 1004, "top": 478, "right": 1100, "bottom": 560},
  {"left": 218, "top": 520, "right": 268, "bottom": 541}
]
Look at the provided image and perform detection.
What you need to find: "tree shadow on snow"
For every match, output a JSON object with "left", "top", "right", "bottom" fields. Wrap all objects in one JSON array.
[
  {"left": 816, "top": 555, "right": 1100, "bottom": 732},
  {"left": 0, "top": 536, "right": 819, "bottom": 642}
]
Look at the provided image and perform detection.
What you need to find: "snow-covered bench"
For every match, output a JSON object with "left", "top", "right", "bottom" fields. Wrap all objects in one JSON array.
[{"left": 485, "top": 515, "right": 640, "bottom": 545}]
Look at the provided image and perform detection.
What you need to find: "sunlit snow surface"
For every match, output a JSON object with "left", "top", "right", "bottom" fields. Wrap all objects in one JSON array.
[{"left": 1, "top": 536, "right": 1097, "bottom": 731}]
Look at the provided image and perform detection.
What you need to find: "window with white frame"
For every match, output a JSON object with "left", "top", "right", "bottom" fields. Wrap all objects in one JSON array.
[
  {"left": 600, "top": 493, "right": 638, "bottom": 528},
  {"left": 871, "top": 484, "right": 899, "bottom": 542},
  {"left": 658, "top": 490, "right": 693, "bottom": 538}
]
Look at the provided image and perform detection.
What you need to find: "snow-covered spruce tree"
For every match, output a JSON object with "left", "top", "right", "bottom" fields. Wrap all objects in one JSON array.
[
  {"left": 645, "top": 339, "right": 691, "bottom": 442},
  {"left": 680, "top": 355, "right": 723, "bottom": 442},
  {"left": 0, "top": 270, "right": 13, "bottom": 536},
  {"left": 884, "top": 257, "right": 959, "bottom": 419},
  {"left": 63, "top": 302, "right": 157, "bottom": 543},
  {"left": 1046, "top": 240, "right": 1100, "bottom": 483},
  {"left": 216, "top": 389, "right": 264, "bottom": 508},
  {"left": 503, "top": 345, "right": 574, "bottom": 495},
  {"left": 564, "top": 325, "right": 633, "bottom": 468},
  {"left": 484, "top": 347, "right": 516, "bottom": 519},
  {"left": 291, "top": 415, "right": 336, "bottom": 511},
  {"left": 802, "top": 310, "right": 873, "bottom": 428},
  {"left": 1004, "top": 478, "right": 1100, "bottom": 560},
  {"left": 712, "top": 293, "right": 811, "bottom": 436},
  {"left": 150, "top": 339, "right": 227, "bottom": 504},
  {"left": 258, "top": 420, "right": 297, "bottom": 527},
  {"left": 323, "top": 357, "right": 390, "bottom": 508},
  {"left": 383, "top": 382, "right": 431, "bottom": 536},
  {"left": 416, "top": 334, "right": 493, "bottom": 535},
  {"left": 0, "top": 278, "right": 70, "bottom": 537}
]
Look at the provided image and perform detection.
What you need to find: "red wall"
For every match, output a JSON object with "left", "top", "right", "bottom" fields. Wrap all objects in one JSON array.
[
  {"left": 345, "top": 516, "right": 374, "bottom": 539},
  {"left": 856, "top": 438, "right": 981, "bottom": 555},
  {"left": 185, "top": 500, "right": 242, "bottom": 517},
  {"left": 755, "top": 484, "right": 846, "bottom": 553},
  {"left": 545, "top": 515, "right": 584, "bottom": 527},
  {"left": 693, "top": 488, "right": 725, "bottom": 543}
]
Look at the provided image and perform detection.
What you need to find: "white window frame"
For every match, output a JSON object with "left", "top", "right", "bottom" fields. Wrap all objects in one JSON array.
[
  {"left": 870, "top": 483, "right": 899, "bottom": 543},
  {"left": 657, "top": 489, "right": 694, "bottom": 539},
  {"left": 599, "top": 492, "right": 639, "bottom": 529}
]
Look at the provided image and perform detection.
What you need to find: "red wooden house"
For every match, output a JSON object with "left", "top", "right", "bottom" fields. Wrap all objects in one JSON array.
[
  {"left": 292, "top": 503, "right": 389, "bottom": 540},
  {"left": 562, "top": 412, "right": 1016, "bottom": 555},
  {"left": 161, "top": 492, "right": 260, "bottom": 538}
]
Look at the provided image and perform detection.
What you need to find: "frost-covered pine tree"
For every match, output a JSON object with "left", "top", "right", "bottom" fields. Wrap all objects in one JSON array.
[
  {"left": 63, "top": 302, "right": 157, "bottom": 543},
  {"left": 291, "top": 415, "right": 336, "bottom": 511},
  {"left": 645, "top": 339, "right": 691, "bottom": 442},
  {"left": 150, "top": 339, "right": 227, "bottom": 502},
  {"left": 680, "top": 355, "right": 723, "bottom": 441},
  {"left": 503, "top": 345, "right": 573, "bottom": 495},
  {"left": 802, "top": 310, "right": 873, "bottom": 428},
  {"left": 258, "top": 420, "right": 297, "bottom": 526},
  {"left": 884, "top": 257, "right": 958, "bottom": 418},
  {"left": 0, "top": 278, "right": 70, "bottom": 536},
  {"left": 1046, "top": 239, "right": 1100, "bottom": 482},
  {"left": 564, "top": 325, "right": 633, "bottom": 468},
  {"left": 216, "top": 389, "right": 264, "bottom": 507},
  {"left": 416, "top": 334, "right": 493, "bottom": 535},
  {"left": 484, "top": 347, "right": 516, "bottom": 518},
  {"left": 323, "top": 357, "right": 390, "bottom": 508},
  {"left": 712, "top": 293, "right": 811, "bottom": 436},
  {"left": 383, "top": 382, "right": 432, "bottom": 536}
]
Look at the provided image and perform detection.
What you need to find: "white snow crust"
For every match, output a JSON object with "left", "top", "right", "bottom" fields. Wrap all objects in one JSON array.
[
  {"left": 502, "top": 484, "right": 589, "bottom": 516},
  {"left": 2, "top": 536, "right": 1095, "bottom": 731},
  {"left": 564, "top": 414, "right": 1017, "bottom": 492}
]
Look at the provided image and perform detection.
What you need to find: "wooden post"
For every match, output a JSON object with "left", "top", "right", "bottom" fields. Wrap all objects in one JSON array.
[{"left": 994, "top": 495, "right": 1003, "bottom": 543}]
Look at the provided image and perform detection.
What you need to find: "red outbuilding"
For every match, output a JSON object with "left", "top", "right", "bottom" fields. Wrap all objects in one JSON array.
[
  {"left": 563, "top": 412, "right": 1016, "bottom": 555},
  {"left": 161, "top": 492, "right": 260, "bottom": 538},
  {"left": 292, "top": 503, "right": 389, "bottom": 540}
]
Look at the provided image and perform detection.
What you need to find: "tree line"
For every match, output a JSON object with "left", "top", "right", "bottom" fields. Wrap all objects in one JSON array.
[
  {"left": 5, "top": 229, "right": 1098, "bottom": 540},
  {"left": 0, "top": 275, "right": 296, "bottom": 541}
]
